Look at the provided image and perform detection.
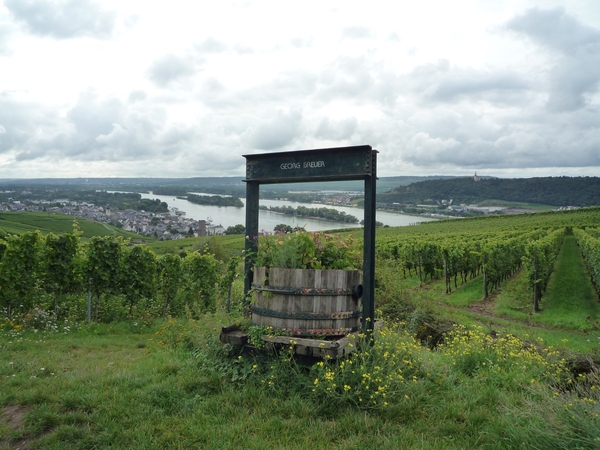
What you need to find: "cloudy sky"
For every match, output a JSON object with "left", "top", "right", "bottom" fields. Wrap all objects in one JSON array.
[{"left": 1, "top": 0, "right": 599, "bottom": 179}]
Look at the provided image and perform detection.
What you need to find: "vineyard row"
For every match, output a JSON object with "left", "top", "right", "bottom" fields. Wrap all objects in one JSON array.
[
  {"left": 376, "top": 227, "right": 572, "bottom": 309},
  {"left": 0, "top": 230, "right": 234, "bottom": 322}
]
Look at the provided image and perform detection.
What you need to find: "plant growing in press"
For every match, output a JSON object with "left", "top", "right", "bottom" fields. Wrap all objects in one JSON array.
[
  {"left": 254, "top": 230, "right": 362, "bottom": 270},
  {"left": 250, "top": 231, "right": 364, "bottom": 340}
]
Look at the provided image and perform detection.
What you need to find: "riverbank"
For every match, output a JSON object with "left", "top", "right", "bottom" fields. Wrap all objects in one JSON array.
[{"left": 139, "top": 192, "right": 437, "bottom": 232}]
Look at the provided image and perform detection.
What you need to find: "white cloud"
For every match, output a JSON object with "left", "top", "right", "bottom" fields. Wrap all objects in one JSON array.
[{"left": 0, "top": 1, "right": 599, "bottom": 179}]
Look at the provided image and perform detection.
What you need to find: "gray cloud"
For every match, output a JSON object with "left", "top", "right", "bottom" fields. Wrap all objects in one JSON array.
[
  {"left": 0, "top": 23, "right": 14, "bottom": 55},
  {"left": 341, "top": 26, "right": 372, "bottom": 40},
  {"left": 406, "top": 60, "right": 530, "bottom": 105},
  {"left": 233, "top": 44, "right": 254, "bottom": 55},
  {"left": 290, "top": 37, "right": 313, "bottom": 48},
  {"left": 147, "top": 54, "right": 199, "bottom": 87},
  {"left": 128, "top": 90, "right": 147, "bottom": 103},
  {"left": 506, "top": 7, "right": 600, "bottom": 112},
  {"left": 505, "top": 7, "right": 600, "bottom": 53},
  {"left": 546, "top": 54, "right": 600, "bottom": 111},
  {"left": 198, "top": 71, "right": 318, "bottom": 110},
  {"left": 0, "top": 96, "right": 50, "bottom": 155},
  {"left": 246, "top": 109, "right": 303, "bottom": 150},
  {"left": 314, "top": 117, "right": 358, "bottom": 140},
  {"left": 317, "top": 56, "right": 376, "bottom": 101},
  {"left": 398, "top": 105, "right": 600, "bottom": 171},
  {"left": 194, "top": 38, "right": 253, "bottom": 55},
  {"left": 67, "top": 91, "right": 122, "bottom": 141},
  {"left": 195, "top": 38, "right": 228, "bottom": 54},
  {"left": 5, "top": 0, "right": 116, "bottom": 39},
  {"left": 1, "top": 90, "right": 176, "bottom": 164}
]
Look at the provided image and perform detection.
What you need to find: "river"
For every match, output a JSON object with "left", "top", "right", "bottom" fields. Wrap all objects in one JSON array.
[{"left": 137, "top": 192, "right": 436, "bottom": 232}]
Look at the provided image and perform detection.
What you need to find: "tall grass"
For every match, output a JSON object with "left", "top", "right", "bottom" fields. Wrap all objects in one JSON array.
[
  {"left": 2, "top": 212, "right": 600, "bottom": 448},
  {"left": 541, "top": 235, "right": 600, "bottom": 329},
  {"left": 2, "top": 317, "right": 599, "bottom": 449}
]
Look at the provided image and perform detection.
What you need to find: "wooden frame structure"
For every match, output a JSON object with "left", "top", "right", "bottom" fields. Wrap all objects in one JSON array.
[{"left": 242, "top": 145, "right": 378, "bottom": 334}]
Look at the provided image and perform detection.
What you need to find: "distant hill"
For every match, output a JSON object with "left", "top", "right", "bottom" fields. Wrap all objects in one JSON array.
[
  {"left": 378, "top": 176, "right": 600, "bottom": 207},
  {"left": 0, "top": 176, "right": 454, "bottom": 196},
  {"left": 5, "top": 175, "right": 596, "bottom": 207}
]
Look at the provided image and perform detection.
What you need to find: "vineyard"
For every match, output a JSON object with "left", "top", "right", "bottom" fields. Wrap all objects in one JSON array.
[
  {"left": 2, "top": 208, "right": 600, "bottom": 448},
  {"left": 0, "top": 226, "right": 234, "bottom": 323},
  {"left": 1, "top": 208, "right": 600, "bottom": 328}
]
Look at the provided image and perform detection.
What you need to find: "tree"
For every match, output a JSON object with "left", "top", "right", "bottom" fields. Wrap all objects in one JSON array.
[
  {"left": 222, "top": 254, "right": 243, "bottom": 313},
  {"left": 42, "top": 230, "right": 82, "bottom": 317},
  {"left": 274, "top": 224, "right": 293, "bottom": 233},
  {"left": 0, "top": 232, "right": 41, "bottom": 319},
  {"left": 181, "top": 252, "right": 222, "bottom": 313},
  {"left": 198, "top": 236, "right": 227, "bottom": 262},
  {"left": 225, "top": 224, "right": 245, "bottom": 235},
  {"left": 85, "top": 236, "right": 123, "bottom": 321},
  {"left": 0, "top": 238, "right": 7, "bottom": 263},
  {"left": 121, "top": 245, "right": 157, "bottom": 318},
  {"left": 157, "top": 253, "right": 183, "bottom": 317}
]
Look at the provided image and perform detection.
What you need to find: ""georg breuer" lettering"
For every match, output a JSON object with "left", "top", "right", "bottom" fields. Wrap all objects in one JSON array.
[{"left": 279, "top": 161, "right": 325, "bottom": 170}]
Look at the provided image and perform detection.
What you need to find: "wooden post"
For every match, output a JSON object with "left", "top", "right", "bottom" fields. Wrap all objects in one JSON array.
[
  {"left": 444, "top": 251, "right": 450, "bottom": 294},
  {"left": 533, "top": 251, "right": 540, "bottom": 313},
  {"left": 362, "top": 150, "right": 377, "bottom": 335},
  {"left": 87, "top": 276, "right": 92, "bottom": 322},
  {"left": 483, "top": 254, "right": 488, "bottom": 298},
  {"left": 244, "top": 181, "right": 259, "bottom": 308}
]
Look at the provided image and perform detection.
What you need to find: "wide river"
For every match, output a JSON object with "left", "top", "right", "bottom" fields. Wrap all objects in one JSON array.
[{"left": 137, "top": 192, "right": 435, "bottom": 232}]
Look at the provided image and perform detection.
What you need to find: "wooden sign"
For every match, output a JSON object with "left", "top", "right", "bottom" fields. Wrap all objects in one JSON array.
[{"left": 244, "top": 145, "right": 374, "bottom": 184}]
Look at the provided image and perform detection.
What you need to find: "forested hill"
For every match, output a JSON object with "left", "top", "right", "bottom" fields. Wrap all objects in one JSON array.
[{"left": 378, "top": 176, "right": 600, "bottom": 207}]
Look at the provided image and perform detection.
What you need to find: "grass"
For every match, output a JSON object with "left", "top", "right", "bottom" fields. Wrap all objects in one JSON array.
[
  {"left": 494, "top": 235, "right": 600, "bottom": 332},
  {"left": 540, "top": 235, "right": 600, "bottom": 329},
  {"left": 2, "top": 210, "right": 600, "bottom": 448},
  {"left": 476, "top": 199, "right": 556, "bottom": 211},
  {"left": 1, "top": 317, "right": 599, "bottom": 449},
  {"left": 0, "top": 211, "right": 244, "bottom": 254},
  {"left": 144, "top": 234, "right": 245, "bottom": 257},
  {"left": 441, "top": 276, "right": 485, "bottom": 307},
  {"left": 0, "top": 212, "right": 149, "bottom": 242}
]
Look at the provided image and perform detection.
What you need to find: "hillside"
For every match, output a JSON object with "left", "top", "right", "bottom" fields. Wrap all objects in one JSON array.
[
  {"left": 3, "top": 175, "right": 599, "bottom": 209},
  {"left": 378, "top": 176, "right": 600, "bottom": 207},
  {"left": 0, "top": 176, "right": 453, "bottom": 196},
  {"left": 2, "top": 207, "right": 600, "bottom": 449},
  {"left": 0, "top": 212, "right": 150, "bottom": 241}
]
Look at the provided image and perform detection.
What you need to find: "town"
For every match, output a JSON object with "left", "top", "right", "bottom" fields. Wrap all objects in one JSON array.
[{"left": 0, "top": 197, "right": 226, "bottom": 239}]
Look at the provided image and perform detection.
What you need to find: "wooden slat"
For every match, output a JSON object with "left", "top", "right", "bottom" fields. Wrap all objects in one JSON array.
[
  {"left": 251, "top": 267, "right": 362, "bottom": 336},
  {"left": 219, "top": 324, "right": 366, "bottom": 359}
]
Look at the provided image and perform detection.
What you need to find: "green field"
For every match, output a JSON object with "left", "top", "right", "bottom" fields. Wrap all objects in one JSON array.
[{"left": 0, "top": 212, "right": 150, "bottom": 242}]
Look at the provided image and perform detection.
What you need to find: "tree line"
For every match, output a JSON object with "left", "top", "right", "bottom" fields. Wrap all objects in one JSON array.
[
  {"left": 261, "top": 205, "right": 359, "bottom": 223},
  {"left": 1, "top": 189, "right": 169, "bottom": 213},
  {"left": 377, "top": 176, "right": 600, "bottom": 207},
  {"left": 185, "top": 194, "right": 244, "bottom": 207}
]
